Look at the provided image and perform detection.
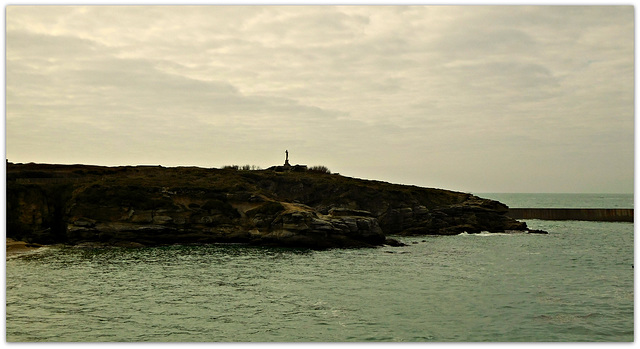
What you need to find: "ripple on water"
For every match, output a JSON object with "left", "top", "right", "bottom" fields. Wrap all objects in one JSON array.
[{"left": 6, "top": 223, "right": 634, "bottom": 342}]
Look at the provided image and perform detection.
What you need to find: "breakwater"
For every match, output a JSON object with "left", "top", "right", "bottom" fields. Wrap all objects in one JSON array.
[{"left": 507, "top": 208, "right": 634, "bottom": 222}]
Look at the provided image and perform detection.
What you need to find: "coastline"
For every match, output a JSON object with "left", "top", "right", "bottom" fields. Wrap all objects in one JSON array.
[
  {"left": 8, "top": 162, "right": 540, "bottom": 249},
  {"left": 6, "top": 238, "right": 45, "bottom": 257}
]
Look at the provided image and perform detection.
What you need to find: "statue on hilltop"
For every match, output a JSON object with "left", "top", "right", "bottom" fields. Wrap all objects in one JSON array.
[{"left": 284, "top": 150, "right": 291, "bottom": 167}]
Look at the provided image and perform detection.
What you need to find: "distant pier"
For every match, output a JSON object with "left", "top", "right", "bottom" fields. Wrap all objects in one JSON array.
[{"left": 507, "top": 208, "right": 634, "bottom": 222}]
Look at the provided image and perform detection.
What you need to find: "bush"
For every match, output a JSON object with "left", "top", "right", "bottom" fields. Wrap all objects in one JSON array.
[
  {"left": 309, "top": 165, "right": 331, "bottom": 174},
  {"left": 224, "top": 165, "right": 261, "bottom": 171}
]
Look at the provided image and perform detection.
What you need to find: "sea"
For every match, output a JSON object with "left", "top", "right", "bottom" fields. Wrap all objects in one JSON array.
[{"left": 4, "top": 193, "right": 634, "bottom": 342}]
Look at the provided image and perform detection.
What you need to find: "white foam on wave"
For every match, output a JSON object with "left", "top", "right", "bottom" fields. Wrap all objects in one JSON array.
[{"left": 459, "top": 232, "right": 511, "bottom": 237}]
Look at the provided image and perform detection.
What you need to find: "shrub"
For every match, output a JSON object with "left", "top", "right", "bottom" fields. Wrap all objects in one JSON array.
[
  {"left": 224, "top": 165, "right": 261, "bottom": 171},
  {"left": 309, "top": 165, "right": 331, "bottom": 174}
]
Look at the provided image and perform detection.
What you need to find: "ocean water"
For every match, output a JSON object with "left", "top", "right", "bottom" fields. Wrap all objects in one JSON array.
[
  {"left": 5, "top": 194, "right": 634, "bottom": 342},
  {"left": 477, "top": 192, "right": 634, "bottom": 209}
]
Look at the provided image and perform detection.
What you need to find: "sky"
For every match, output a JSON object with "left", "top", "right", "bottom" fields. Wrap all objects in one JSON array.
[{"left": 5, "top": 5, "right": 635, "bottom": 193}]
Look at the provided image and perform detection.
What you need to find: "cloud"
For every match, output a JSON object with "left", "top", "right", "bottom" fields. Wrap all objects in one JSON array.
[
  {"left": 6, "top": 28, "right": 356, "bottom": 166},
  {"left": 5, "top": 5, "right": 634, "bottom": 192}
]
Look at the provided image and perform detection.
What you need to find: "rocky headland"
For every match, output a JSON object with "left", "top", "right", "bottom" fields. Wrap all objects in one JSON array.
[{"left": 6, "top": 162, "right": 546, "bottom": 250}]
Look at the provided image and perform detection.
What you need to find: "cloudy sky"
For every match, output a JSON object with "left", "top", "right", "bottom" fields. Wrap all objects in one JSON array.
[{"left": 5, "top": 5, "right": 634, "bottom": 193}]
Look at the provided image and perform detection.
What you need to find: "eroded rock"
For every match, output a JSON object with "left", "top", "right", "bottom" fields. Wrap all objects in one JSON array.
[{"left": 6, "top": 163, "right": 545, "bottom": 248}]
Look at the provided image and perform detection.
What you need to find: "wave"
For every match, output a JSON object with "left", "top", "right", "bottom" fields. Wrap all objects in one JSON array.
[{"left": 459, "top": 232, "right": 511, "bottom": 237}]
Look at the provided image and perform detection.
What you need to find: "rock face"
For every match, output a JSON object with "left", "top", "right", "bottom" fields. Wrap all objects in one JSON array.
[
  {"left": 6, "top": 163, "right": 545, "bottom": 249},
  {"left": 249, "top": 203, "right": 385, "bottom": 248}
]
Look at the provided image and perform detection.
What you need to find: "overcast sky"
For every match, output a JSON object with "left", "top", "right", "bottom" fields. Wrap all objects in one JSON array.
[{"left": 5, "top": 5, "right": 634, "bottom": 193}]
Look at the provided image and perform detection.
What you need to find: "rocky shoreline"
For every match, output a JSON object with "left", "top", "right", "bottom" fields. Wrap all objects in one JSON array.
[
  {"left": 7, "top": 163, "right": 546, "bottom": 250},
  {"left": 6, "top": 238, "right": 45, "bottom": 257}
]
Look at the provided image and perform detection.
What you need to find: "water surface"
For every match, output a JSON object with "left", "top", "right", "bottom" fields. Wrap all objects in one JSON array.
[{"left": 7, "top": 216, "right": 633, "bottom": 342}]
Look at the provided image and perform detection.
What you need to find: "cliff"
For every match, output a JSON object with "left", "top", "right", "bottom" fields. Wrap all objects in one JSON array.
[{"left": 6, "top": 163, "right": 546, "bottom": 249}]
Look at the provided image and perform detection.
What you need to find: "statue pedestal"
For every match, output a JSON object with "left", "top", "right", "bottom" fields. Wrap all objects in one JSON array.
[{"left": 284, "top": 160, "right": 291, "bottom": 167}]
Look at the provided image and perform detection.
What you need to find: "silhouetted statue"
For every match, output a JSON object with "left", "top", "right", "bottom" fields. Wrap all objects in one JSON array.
[{"left": 284, "top": 150, "right": 291, "bottom": 167}]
